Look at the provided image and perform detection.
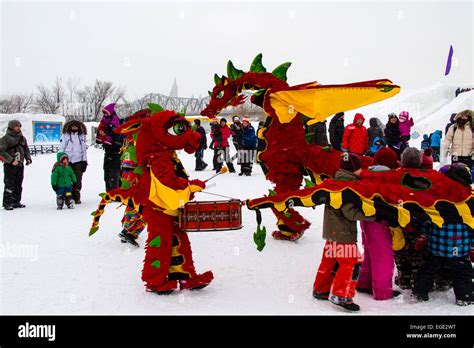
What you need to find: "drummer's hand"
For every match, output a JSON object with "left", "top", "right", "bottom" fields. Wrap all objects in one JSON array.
[{"left": 189, "top": 179, "right": 206, "bottom": 192}]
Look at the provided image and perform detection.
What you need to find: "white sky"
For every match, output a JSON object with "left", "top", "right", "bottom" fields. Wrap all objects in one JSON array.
[{"left": 1, "top": 0, "right": 473, "bottom": 99}]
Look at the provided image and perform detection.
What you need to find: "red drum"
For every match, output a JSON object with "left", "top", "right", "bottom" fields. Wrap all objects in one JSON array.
[{"left": 178, "top": 200, "right": 243, "bottom": 232}]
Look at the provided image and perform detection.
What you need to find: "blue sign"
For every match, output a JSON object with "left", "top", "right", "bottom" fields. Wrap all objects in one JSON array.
[{"left": 33, "top": 122, "right": 62, "bottom": 143}]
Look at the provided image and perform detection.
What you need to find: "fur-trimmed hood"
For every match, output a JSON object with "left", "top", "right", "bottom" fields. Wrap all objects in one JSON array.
[{"left": 63, "top": 120, "right": 87, "bottom": 135}]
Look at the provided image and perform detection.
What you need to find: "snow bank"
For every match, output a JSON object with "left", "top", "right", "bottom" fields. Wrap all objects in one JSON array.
[{"left": 0, "top": 113, "right": 65, "bottom": 145}]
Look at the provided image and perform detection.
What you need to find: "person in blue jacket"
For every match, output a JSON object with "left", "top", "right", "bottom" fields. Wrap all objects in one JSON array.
[
  {"left": 239, "top": 116, "right": 257, "bottom": 176},
  {"left": 429, "top": 130, "right": 442, "bottom": 162}
]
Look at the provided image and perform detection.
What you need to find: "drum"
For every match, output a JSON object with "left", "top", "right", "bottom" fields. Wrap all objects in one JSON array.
[{"left": 178, "top": 199, "right": 243, "bottom": 232}]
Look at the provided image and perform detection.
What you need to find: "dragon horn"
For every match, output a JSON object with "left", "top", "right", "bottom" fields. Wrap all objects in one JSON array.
[
  {"left": 272, "top": 62, "right": 292, "bottom": 82},
  {"left": 250, "top": 53, "right": 266, "bottom": 73},
  {"left": 227, "top": 60, "right": 244, "bottom": 80},
  {"left": 214, "top": 74, "right": 222, "bottom": 85}
]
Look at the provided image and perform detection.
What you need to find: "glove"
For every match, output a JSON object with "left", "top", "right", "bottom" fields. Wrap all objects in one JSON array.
[
  {"left": 189, "top": 179, "right": 206, "bottom": 192},
  {"left": 52, "top": 185, "right": 58, "bottom": 192},
  {"left": 26, "top": 159, "right": 32, "bottom": 165},
  {"left": 80, "top": 161, "right": 88, "bottom": 172},
  {"left": 470, "top": 247, "right": 474, "bottom": 263},
  {"left": 414, "top": 234, "right": 429, "bottom": 252}
]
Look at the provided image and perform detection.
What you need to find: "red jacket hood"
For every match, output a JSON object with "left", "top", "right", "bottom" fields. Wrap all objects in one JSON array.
[{"left": 353, "top": 113, "right": 365, "bottom": 125}]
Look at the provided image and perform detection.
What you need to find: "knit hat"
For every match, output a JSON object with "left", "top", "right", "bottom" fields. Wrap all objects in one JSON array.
[
  {"left": 388, "top": 113, "right": 397, "bottom": 120},
  {"left": 339, "top": 153, "right": 361, "bottom": 172},
  {"left": 400, "top": 147, "right": 422, "bottom": 168},
  {"left": 335, "top": 112, "right": 344, "bottom": 118},
  {"left": 373, "top": 147, "right": 399, "bottom": 169},
  {"left": 233, "top": 116, "right": 241, "bottom": 122},
  {"left": 102, "top": 103, "right": 116, "bottom": 116},
  {"left": 446, "top": 163, "right": 472, "bottom": 187},
  {"left": 242, "top": 115, "right": 250, "bottom": 123},
  {"left": 438, "top": 165, "right": 451, "bottom": 175},
  {"left": 8, "top": 120, "right": 22, "bottom": 129},
  {"left": 420, "top": 148, "right": 434, "bottom": 170},
  {"left": 220, "top": 118, "right": 227, "bottom": 123},
  {"left": 399, "top": 111, "right": 409, "bottom": 122}
]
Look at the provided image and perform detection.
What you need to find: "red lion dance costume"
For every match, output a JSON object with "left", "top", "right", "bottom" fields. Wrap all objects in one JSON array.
[
  {"left": 90, "top": 105, "right": 213, "bottom": 294},
  {"left": 201, "top": 54, "right": 400, "bottom": 241}
]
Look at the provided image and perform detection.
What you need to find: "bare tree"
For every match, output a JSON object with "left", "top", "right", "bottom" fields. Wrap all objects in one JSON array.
[
  {"left": 34, "top": 77, "right": 65, "bottom": 114},
  {"left": 0, "top": 93, "right": 33, "bottom": 113}
]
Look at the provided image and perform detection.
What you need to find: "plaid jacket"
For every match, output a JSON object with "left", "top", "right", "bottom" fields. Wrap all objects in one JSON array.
[{"left": 421, "top": 222, "right": 473, "bottom": 258}]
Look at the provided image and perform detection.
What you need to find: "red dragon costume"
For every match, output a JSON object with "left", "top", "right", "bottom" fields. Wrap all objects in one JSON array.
[
  {"left": 90, "top": 105, "right": 213, "bottom": 294},
  {"left": 201, "top": 54, "right": 401, "bottom": 241}
]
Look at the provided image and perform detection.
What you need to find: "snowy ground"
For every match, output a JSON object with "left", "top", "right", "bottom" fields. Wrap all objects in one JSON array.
[{"left": 0, "top": 144, "right": 472, "bottom": 315}]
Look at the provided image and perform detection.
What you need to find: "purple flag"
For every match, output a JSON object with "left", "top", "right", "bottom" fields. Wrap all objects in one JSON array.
[{"left": 445, "top": 45, "right": 453, "bottom": 76}]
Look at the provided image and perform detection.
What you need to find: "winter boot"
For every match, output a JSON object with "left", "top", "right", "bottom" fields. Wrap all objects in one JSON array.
[
  {"left": 455, "top": 300, "right": 472, "bottom": 306},
  {"left": 412, "top": 291, "right": 429, "bottom": 302},
  {"left": 4, "top": 205, "right": 14, "bottom": 211},
  {"left": 312, "top": 291, "right": 329, "bottom": 300},
  {"left": 56, "top": 196, "right": 64, "bottom": 210},
  {"left": 179, "top": 271, "right": 214, "bottom": 291},
  {"left": 334, "top": 302, "right": 361, "bottom": 312},
  {"left": 65, "top": 196, "right": 74, "bottom": 209},
  {"left": 119, "top": 231, "right": 140, "bottom": 247},
  {"left": 13, "top": 203, "right": 26, "bottom": 208}
]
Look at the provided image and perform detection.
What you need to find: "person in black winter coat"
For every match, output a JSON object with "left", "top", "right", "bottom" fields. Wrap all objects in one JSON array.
[
  {"left": 328, "top": 112, "right": 345, "bottom": 150},
  {"left": 0, "top": 120, "right": 32, "bottom": 210},
  {"left": 96, "top": 103, "right": 124, "bottom": 192},
  {"left": 230, "top": 116, "right": 243, "bottom": 150},
  {"left": 367, "top": 117, "right": 384, "bottom": 152},
  {"left": 305, "top": 121, "right": 329, "bottom": 146},
  {"left": 193, "top": 119, "right": 208, "bottom": 171},
  {"left": 384, "top": 113, "right": 403, "bottom": 158}
]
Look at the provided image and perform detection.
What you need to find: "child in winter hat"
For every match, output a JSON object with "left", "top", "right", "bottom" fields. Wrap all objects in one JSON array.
[{"left": 420, "top": 148, "right": 434, "bottom": 170}]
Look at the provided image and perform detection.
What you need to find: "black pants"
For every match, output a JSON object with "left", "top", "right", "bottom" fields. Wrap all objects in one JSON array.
[
  {"left": 452, "top": 155, "right": 473, "bottom": 170},
  {"left": 238, "top": 147, "right": 255, "bottom": 174},
  {"left": 3, "top": 163, "right": 24, "bottom": 208},
  {"left": 70, "top": 162, "right": 85, "bottom": 201},
  {"left": 104, "top": 153, "right": 121, "bottom": 192},
  {"left": 213, "top": 147, "right": 235, "bottom": 173},
  {"left": 194, "top": 149, "right": 207, "bottom": 170},
  {"left": 414, "top": 255, "right": 473, "bottom": 302}
]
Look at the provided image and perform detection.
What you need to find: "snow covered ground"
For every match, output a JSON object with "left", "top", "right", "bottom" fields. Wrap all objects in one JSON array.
[{"left": 0, "top": 84, "right": 473, "bottom": 315}]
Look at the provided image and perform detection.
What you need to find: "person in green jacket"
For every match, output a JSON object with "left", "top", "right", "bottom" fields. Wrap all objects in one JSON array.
[{"left": 51, "top": 152, "right": 77, "bottom": 209}]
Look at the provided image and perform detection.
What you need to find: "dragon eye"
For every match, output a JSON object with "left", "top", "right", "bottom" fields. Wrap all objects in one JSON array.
[
  {"left": 216, "top": 91, "right": 224, "bottom": 99},
  {"left": 167, "top": 122, "right": 187, "bottom": 136}
]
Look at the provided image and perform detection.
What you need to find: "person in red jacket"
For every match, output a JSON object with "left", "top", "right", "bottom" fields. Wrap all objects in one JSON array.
[
  {"left": 210, "top": 118, "right": 235, "bottom": 173},
  {"left": 341, "top": 113, "right": 369, "bottom": 155}
]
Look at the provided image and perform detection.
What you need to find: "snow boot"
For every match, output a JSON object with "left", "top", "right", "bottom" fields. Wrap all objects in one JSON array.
[
  {"left": 4, "top": 205, "right": 14, "bottom": 211},
  {"left": 312, "top": 291, "right": 329, "bottom": 300},
  {"left": 56, "top": 196, "right": 64, "bottom": 210},
  {"left": 179, "top": 271, "right": 214, "bottom": 291},
  {"left": 412, "top": 291, "right": 429, "bottom": 302},
  {"left": 66, "top": 197, "right": 74, "bottom": 209},
  {"left": 333, "top": 302, "right": 360, "bottom": 312},
  {"left": 455, "top": 300, "right": 472, "bottom": 306},
  {"left": 13, "top": 203, "right": 26, "bottom": 208},
  {"left": 119, "top": 231, "right": 140, "bottom": 247}
]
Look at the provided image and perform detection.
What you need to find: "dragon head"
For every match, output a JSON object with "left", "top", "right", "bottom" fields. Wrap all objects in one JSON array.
[
  {"left": 117, "top": 104, "right": 201, "bottom": 164},
  {"left": 201, "top": 53, "right": 292, "bottom": 118}
]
